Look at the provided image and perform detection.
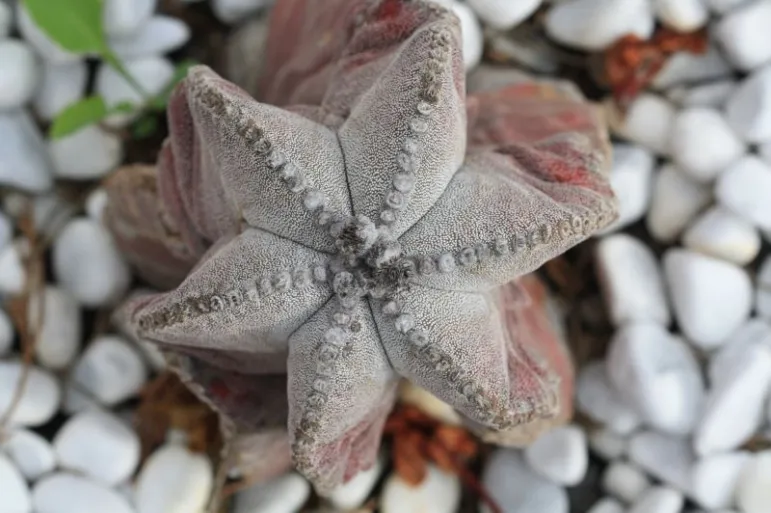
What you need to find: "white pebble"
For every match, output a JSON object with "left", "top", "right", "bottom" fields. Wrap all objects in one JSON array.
[
  {"left": 760, "top": 141, "right": 771, "bottom": 165},
  {"left": 736, "top": 450, "right": 771, "bottom": 513},
  {"left": 467, "top": 0, "right": 541, "bottom": 30},
  {"left": 693, "top": 344, "right": 771, "bottom": 456},
  {"left": 48, "top": 125, "right": 123, "bottom": 180},
  {"left": 646, "top": 164, "right": 712, "bottom": 243},
  {"left": 233, "top": 472, "right": 310, "bottom": 513},
  {"left": 0, "top": 453, "right": 32, "bottom": 513},
  {"left": 109, "top": 15, "right": 191, "bottom": 59},
  {"left": 577, "top": 361, "right": 641, "bottom": 434},
  {"left": 212, "top": 0, "right": 274, "bottom": 24},
  {"left": 32, "top": 472, "right": 134, "bottom": 513},
  {"left": 716, "top": 155, "right": 771, "bottom": 230},
  {"left": 61, "top": 384, "right": 100, "bottom": 416},
  {"left": 653, "top": 47, "right": 732, "bottom": 90},
  {"left": 381, "top": 465, "right": 461, "bottom": 513},
  {"left": 0, "top": 210, "right": 11, "bottom": 251},
  {"left": 72, "top": 335, "right": 148, "bottom": 406},
  {"left": 758, "top": 258, "right": 771, "bottom": 321},
  {"left": 628, "top": 431, "right": 694, "bottom": 491},
  {"left": 652, "top": 0, "right": 709, "bottom": 32},
  {"left": 103, "top": 0, "right": 157, "bottom": 38},
  {"left": 715, "top": 0, "right": 771, "bottom": 70},
  {"left": 0, "top": 2, "right": 11, "bottom": 39},
  {"left": 53, "top": 409, "right": 140, "bottom": 486},
  {"left": 28, "top": 286, "right": 81, "bottom": 370},
  {"left": 0, "top": 111, "right": 54, "bottom": 192},
  {"left": 85, "top": 188, "right": 109, "bottom": 223},
  {"left": 667, "top": 80, "right": 736, "bottom": 109},
  {"left": 707, "top": 0, "right": 752, "bottom": 13},
  {"left": 602, "top": 461, "right": 651, "bottom": 503},
  {"left": 481, "top": 450, "right": 568, "bottom": 513},
  {"left": 588, "top": 498, "right": 626, "bottom": 513},
  {"left": 664, "top": 249, "right": 752, "bottom": 349},
  {"left": 628, "top": 486, "right": 684, "bottom": 513},
  {"left": 0, "top": 238, "right": 27, "bottom": 295},
  {"left": 95, "top": 56, "right": 175, "bottom": 127},
  {"left": 608, "top": 322, "right": 704, "bottom": 434},
  {"left": 689, "top": 451, "right": 750, "bottom": 510},
  {"left": 669, "top": 108, "right": 745, "bottom": 183},
  {"left": 0, "top": 39, "right": 39, "bottom": 110},
  {"left": 0, "top": 308, "right": 13, "bottom": 356},
  {"left": 1, "top": 429, "right": 56, "bottom": 481},
  {"left": 448, "top": 2, "right": 483, "bottom": 71},
  {"left": 0, "top": 360, "right": 61, "bottom": 427},
  {"left": 32, "top": 61, "right": 87, "bottom": 121},
  {"left": 725, "top": 65, "right": 771, "bottom": 143},
  {"left": 17, "top": 5, "right": 80, "bottom": 64},
  {"left": 135, "top": 444, "right": 213, "bottom": 513},
  {"left": 682, "top": 207, "right": 761, "bottom": 265},
  {"left": 329, "top": 455, "right": 384, "bottom": 511},
  {"left": 709, "top": 319, "right": 771, "bottom": 387},
  {"left": 601, "top": 144, "right": 655, "bottom": 232},
  {"left": 589, "top": 428, "right": 628, "bottom": 461},
  {"left": 524, "top": 425, "right": 588, "bottom": 486},
  {"left": 53, "top": 217, "right": 131, "bottom": 307},
  {"left": 611, "top": 93, "right": 676, "bottom": 156},
  {"left": 596, "top": 234, "right": 669, "bottom": 326},
  {"left": 545, "top": 0, "right": 653, "bottom": 51}
]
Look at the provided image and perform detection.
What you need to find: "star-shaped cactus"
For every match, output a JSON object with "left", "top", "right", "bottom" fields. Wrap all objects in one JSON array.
[{"left": 106, "top": 0, "right": 616, "bottom": 493}]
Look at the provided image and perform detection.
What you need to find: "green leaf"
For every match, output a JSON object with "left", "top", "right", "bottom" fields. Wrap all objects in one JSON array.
[
  {"left": 49, "top": 96, "right": 109, "bottom": 139},
  {"left": 22, "top": 0, "right": 107, "bottom": 54},
  {"left": 109, "top": 101, "right": 138, "bottom": 115},
  {"left": 131, "top": 115, "right": 160, "bottom": 140}
]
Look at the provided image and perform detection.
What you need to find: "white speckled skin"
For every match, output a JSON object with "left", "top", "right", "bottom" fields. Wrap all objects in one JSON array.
[{"left": 106, "top": 0, "right": 616, "bottom": 495}]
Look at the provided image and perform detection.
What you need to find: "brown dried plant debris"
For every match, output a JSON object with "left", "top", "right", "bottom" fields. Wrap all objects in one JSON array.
[{"left": 603, "top": 26, "right": 709, "bottom": 109}]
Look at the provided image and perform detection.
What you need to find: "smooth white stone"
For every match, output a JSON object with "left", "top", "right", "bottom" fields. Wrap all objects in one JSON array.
[
  {"left": 689, "top": 452, "right": 750, "bottom": 509},
  {"left": 48, "top": 125, "right": 123, "bottom": 180},
  {"left": 607, "top": 322, "right": 704, "bottom": 435},
  {"left": 212, "top": 0, "right": 274, "bottom": 24},
  {"left": 576, "top": 361, "right": 641, "bottom": 434},
  {"left": 85, "top": 188, "right": 108, "bottom": 223},
  {"left": 0, "top": 210, "right": 10, "bottom": 252},
  {"left": 758, "top": 257, "right": 771, "bottom": 321},
  {"left": 588, "top": 498, "right": 626, "bottom": 513},
  {"left": 28, "top": 286, "right": 81, "bottom": 370},
  {"left": 32, "top": 61, "right": 87, "bottom": 121},
  {"left": 545, "top": 0, "right": 653, "bottom": 51},
  {"left": 138, "top": 340, "right": 167, "bottom": 371},
  {"left": 481, "top": 449, "right": 568, "bottom": 513},
  {"left": 109, "top": 15, "right": 191, "bottom": 59},
  {"left": 654, "top": 47, "right": 731, "bottom": 91},
  {"left": 596, "top": 234, "right": 669, "bottom": 326},
  {"left": 646, "top": 164, "right": 711, "bottom": 243},
  {"left": 0, "top": 238, "right": 27, "bottom": 295},
  {"left": 53, "top": 410, "right": 140, "bottom": 486},
  {"left": 725, "top": 66, "right": 771, "bottom": 143},
  {"left": 467, "top": 0, "right": 541, "bottom": 30},
  {"left": 716, "top": 0, "right": 771, "bottom": 70},
  {"left": 612, "top": 94, "right": 676, "bottom": 156},
  {"left": 382, "top": 465, "right": 461, "bottom": 513},
  {"left": 0, "top": 111, "right": 54, "bottom": 192},
  {"left": 60, "top": 384, "right": 100, "bottom": 415},
  {"left": 667, "top": 80, "right": 736, "bottom": 109},
  {"left": 716, "top": 156, "right": 771, "bottom": 230},
  {"left": 0, "top": 2, "right": 11, "bottom": 39},
  {"left": 32, "top": 472, "right": 134, "bottom": 513},
  {"left": 1, "top": 429, "right": 56, "bottom": 481},
  {"left": 670, "top": 108, "right": 745, "bottom": 183},
  {"left": 0, "top": 39, "right": 39, "bottom": 110},
  {"left": 707, "top": 0, "right": 752, "bottom": 13},
  {"left": 0, "top": 361, "right": 60, "bottom": 427},
  {"left": 664, "top": 249, "right": 752, "bottom": 349},
  {"left": 449, "top": 2, "right": 483, "bottom": 71},
  {"left": 736, "top": 450, "right": 771, "bottom": 513},
  {"left": 0, "top": 308, "right": 13, "bottom": 357},
  {"left": 17, "top": 5, "right": 80, "bottom": 64},
  {"left": 629, "top": 486, "right": 684, "bottom": 513},
  {"left": 652, "top": 0, "right": 709, "bottom": 32},
  {"left": 95, "top": 57, "right": 175, "bottom": 127},
  {"left": 628, "top": 431, "right": 694, "bottom": 491},
  {"left": 693, "top": 344, "right": 771, "bottom": 456},
  {"left": 589, "top": 428, "right": 628, "bottom": 461},
  {"left": 709, "top": 319, "right": 771, "bottom": 386},
  {"left": 233, "top": 472, "right": 310, "bottom": 513},
  {"left": 72, "top": 335, "right": 148, "bottom": 406},
  {"left": 601, "top": 144, "right": 655, "bottom": 232},
  {"left": 524, "top": 425, "right": 588, "bottom": 486},
  {"left": 759, "top": 141, "right": 771, "bottom": 165},
  {"left": 2, "top": 192, "right": 76, "bottom": 240},
  {"left": 135, "top": 444, "right": 213, "bottom": 513},
  {"left": 329, "top": 455, "right": 384, "bottom": 511},
  {"left": 602, "top": 461, "right": 651, "bottom": 504},
  {"left": 52, "top": 217, "right": 131, "bottom": 307},
  {"left": 103, "top": 0, "right": 156, "bottom": 38},
  {"left": 0, "top": 453, "right": 32, "bottom": 513},
  {"left": 399, "top": 381, "right": 462, "bottom": 425},
  {"left": 682, "top": 207, "right": 761, "bottom": 265}
]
